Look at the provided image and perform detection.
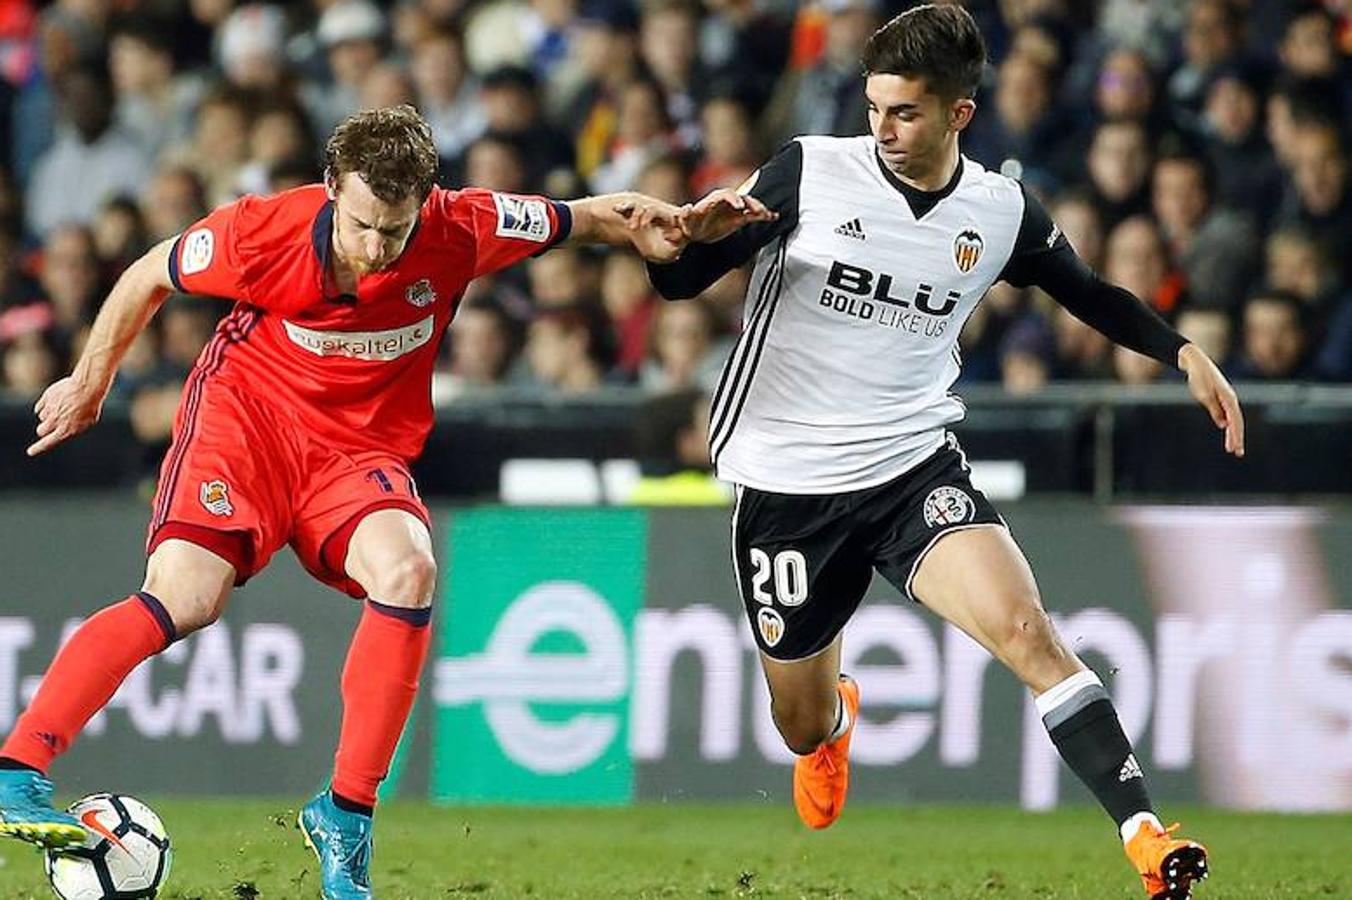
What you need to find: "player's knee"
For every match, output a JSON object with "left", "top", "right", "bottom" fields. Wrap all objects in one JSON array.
[
  {"left": 992, "top": 596, "right": 1063, "bottom": 668},
  {"left": 147, "top": 586, "right": 227, "bottom": 635},
  {"left": 771, "top": 698, "right": 837, "bottom": 754},
  {"left": 369, "top": 551, "right": 437, "bottom": 608}
]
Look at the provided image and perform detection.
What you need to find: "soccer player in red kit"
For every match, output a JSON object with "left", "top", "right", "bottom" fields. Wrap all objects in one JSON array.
[{"left": 0, "top": 106, "right": 697, "bottom": 898}]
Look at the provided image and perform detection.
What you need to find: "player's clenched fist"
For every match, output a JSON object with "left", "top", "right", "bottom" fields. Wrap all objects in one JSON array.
[
  {"left": 613, "top": 198, "right": 688, "bottom": 263},
  {"left": 28, "top": 376, "right": 104, "bottom": 457}
]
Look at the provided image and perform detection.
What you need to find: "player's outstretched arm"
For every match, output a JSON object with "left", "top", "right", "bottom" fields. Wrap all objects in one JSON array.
[
  {"left": 565, "top": 193, "right": 687, "bottom": 262},
  {"left": 1178, "top": 343, "right": 1245, "bottom": 457},
  {"left": 27, "top": 237, "right": 177, "bottom": 457}
]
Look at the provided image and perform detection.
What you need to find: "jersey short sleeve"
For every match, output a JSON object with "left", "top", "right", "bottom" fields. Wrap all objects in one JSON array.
[
  {"left": 455, "top": 189, "right": 572, "bottom": 279},
  {"left": 168, "top": 197, "right": 255, "bottom": 301},
  {"left": 998, "top": 182, "right": 1074, "bottom": 288}
]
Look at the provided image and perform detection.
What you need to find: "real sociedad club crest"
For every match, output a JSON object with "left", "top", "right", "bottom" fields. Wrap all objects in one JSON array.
[
  {"left": 953, "top": 229, "right": 983, "bottom": 273},
  {"left": 405, "top": 278, "right": 436, "bottom": 308},
  {"left": 200, "top": 479, "right": 234, "bottom": 516}
]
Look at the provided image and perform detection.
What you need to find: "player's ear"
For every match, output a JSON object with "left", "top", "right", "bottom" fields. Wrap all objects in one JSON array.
[
  {"left": 323, "top": 168, "right": 338, "bottom": 200},
  {"left": 950, "top": 98, "right": 977, "bottom": 133}
]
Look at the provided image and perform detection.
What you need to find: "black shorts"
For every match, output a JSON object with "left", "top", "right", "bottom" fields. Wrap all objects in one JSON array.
[{"left": 731, "top": 437, "right": 1005, "bottom": 661}]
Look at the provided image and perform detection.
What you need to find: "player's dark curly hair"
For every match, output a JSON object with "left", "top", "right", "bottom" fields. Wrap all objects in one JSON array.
[
  {"left": 324, "top": 105, "right": 439, "bottom": 203},
  {"left": 862, "top": 4, "right": 987, "bottom": 102}
]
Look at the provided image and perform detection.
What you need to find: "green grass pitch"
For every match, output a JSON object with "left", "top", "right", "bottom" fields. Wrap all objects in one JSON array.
[{"left": 0, "top": 802, "right": 1349, "bottom": 898}]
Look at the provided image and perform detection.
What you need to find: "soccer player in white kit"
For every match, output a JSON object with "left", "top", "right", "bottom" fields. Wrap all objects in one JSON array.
[{"left": 652, "top": 6, "right": 1239, "bottom": 898}]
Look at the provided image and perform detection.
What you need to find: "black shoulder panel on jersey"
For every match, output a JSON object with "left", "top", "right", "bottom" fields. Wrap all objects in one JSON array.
[
  {"left": 647, "top": 140, "right": 803, "bottom": 300},
  {"left": 1001, "top": 181, "right": 1186, "bottom": 367}
]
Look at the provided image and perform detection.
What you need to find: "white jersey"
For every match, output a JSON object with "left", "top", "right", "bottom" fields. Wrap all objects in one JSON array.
[{"left": 709, "top": 136, "right": 1027, "bottom": 493}]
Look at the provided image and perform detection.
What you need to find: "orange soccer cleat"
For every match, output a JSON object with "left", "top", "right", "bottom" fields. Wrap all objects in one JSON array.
[
  {"left": 792, "top": 675, "right": 860, "bottom": 830},
  {"left": 1124, "top": 818, "right": 1210, "bottom": 899}
]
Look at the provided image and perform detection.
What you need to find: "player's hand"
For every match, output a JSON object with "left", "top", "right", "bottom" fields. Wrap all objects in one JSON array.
[
  {"left": 680, "top": 189, "right": 777, "bottom": 244},
  {"left": 1178, "top": 343, "right": 1244, "bottom": 457},
  {"left": 28, "top": 376, "right": 105, "bottom": 457},
  {"left": 613, "top": 198, "right": 687, "bottom": 263}
]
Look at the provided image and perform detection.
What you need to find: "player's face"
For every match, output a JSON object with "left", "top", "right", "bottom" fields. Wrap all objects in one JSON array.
[
  {"left": 328, "top": 172, "right": 422, "bottom": 274},
  {"left": 865, "top": 74, "right": 974, "bottom": 182}
]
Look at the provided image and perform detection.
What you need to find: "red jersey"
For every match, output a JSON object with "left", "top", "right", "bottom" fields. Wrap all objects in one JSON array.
[{"left": 168, "top": 184, "right": 570, "bottom": 462}]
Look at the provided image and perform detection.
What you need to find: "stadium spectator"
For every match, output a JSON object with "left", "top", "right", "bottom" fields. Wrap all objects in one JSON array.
[
  {"left": 635, "top": 154, "right": 693, "bottom": 205},
  {"left": 217, "top": 5, "right": 290, "bottom": 93},
  {"left": 1176, "top": 305, "right": 1235, "bottom": 371},
  {"left": 1199, "top": 63, "right": 1283, "bottom": 227},
  {"left": 139, "top": 166, "right": 207, "bottom": 243},
  {"left": 463, "top": 134, "right": 530, "bottom": 194},
  {"left": 359, "top": 61, "right": 417, "bottom": 112},
  {"left": 1049, "top": 190, "right": 1106, "bottom": 269},
  {"left": 1150, "top": 149, "right": 1259, "bottom": 310},
  {"left": 237, "top": 100, "right": 316, "bottom": 197},
  {"left": 691, "top": 94, "right": 759, "bottom": 196},
  {"left": 1166, "top": 0, "right": 1245, "bottom": 131},
  {"left": 528, "top": 245, "right": 591, "bottom": 309},
  {"left": 303, "top": 0, "right": 388, "bottom": 134},
  {"left": 1084, "top": 118, "right": 1152, "bottom": 230},
  {"left": 566, "top": 0, "right": 642, "bottom": 182},
  {"left": 1234, "top": 289, "right": 1311, "bottom": 380},
  {"left": 1094, "top": 47, "right": 1159, "bottom": 126},
  {"left": 186, "top": 87, "right": 254, "bottom": 207},
  {"left": 1277, "top": 3, "right": 1344, "bottom": 81},
  {"left": 1265, "top": 226, "right": 1342, "bottom": 316},
  {"left": 90, "top": 196, "right": 149, "bottom": 277},
  {"left": 589, "top": 78, "right": 675, "bottom": 193},
  {"left": 1275, "top": 118, "right": 1352, "bottom": 280},
  {"left": 1103, "top": 215, "right": 1184, "bottom": 316},
  {"left": 639, "top": 296, "right": 721, "bottom": 393},
  {"left": 108, "top": 18, "right": 194, "bottom": 157},
  {"left": 766, "top": 0, "right": 879, "bottom": 145},
  {"left": 639, "top": 0, "right": 704, "bottom": 149},
  {"left": 25, "top": 66, "right": 152, "bottom": 238},
  {"left": 1113, "top": 344, "right": 1164, "bottom": 384},
  {"left": 628, "top": 389, "right": 728, "bottom": 504},
  {"left": 1, "top": 329, "right": 59, "bottom": 397},
  {"left": 1052, "top": 303, "right": 1114, "bottom": 380},
  {"left": 600, "top": 249, "right": 656, "bottom": 378},
  {"left": 36, "top": 223, "right": 102, "bottom": 364},
  {"left": 435, "top": 299, "right": 520, "bottom": 403},
  {"left": 477, "top": 65, "right": 576, "bottom": 194},
  {"left": 521, "top": 304, "right": 608, "bottom": 395},
  {"left": 999, "top": 314, "right": 1054, "bottom": 395},
  {"left": 410, "top": 26, "right": 486, "bottom": 164},
  {"left": 0, "top": 222, "right": 42, "bottom": 311},
  {"left": 964, "top": 50, "right": 1065, "bottom": 180}
]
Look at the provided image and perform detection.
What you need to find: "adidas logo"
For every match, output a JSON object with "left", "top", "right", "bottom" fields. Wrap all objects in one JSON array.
[
  {"left": 1118, "top": 753, "right": 1143, "bottom": 782},
  {"left": 834, "top": 218, "right": 866, "bottom": 240}
]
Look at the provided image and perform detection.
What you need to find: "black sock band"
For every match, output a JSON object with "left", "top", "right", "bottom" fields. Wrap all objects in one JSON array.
[
  {"left": 1047, "top": 698, "right": 1152, "bottom": 828},
  {"left": 0, "top": 757, "right": 39, "bottom": 772},
  {"left": 330, "top": 790, "right": 374, "bottom": 818}
]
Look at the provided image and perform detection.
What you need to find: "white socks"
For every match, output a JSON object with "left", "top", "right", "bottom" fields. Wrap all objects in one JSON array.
[{"left": 1120, "top": 811, "right": 1164, "bottom": 845}]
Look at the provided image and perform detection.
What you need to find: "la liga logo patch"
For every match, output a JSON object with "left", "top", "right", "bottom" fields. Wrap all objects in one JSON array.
[{"left": 180, "top": 228, "right": 215, "bottom": 275}]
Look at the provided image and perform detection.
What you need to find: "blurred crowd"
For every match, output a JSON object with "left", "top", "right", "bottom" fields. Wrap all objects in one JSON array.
[{"left": 2, "top": 0, "right": 1352, "bottom": 469}]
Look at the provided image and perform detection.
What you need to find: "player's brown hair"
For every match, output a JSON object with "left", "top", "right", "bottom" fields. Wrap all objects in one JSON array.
[
  {"left": 324, "top": 104, "right": 438, "bottom": 203},
  {"left": 862, "top": 4, "right": 987, "bottom": 102}
]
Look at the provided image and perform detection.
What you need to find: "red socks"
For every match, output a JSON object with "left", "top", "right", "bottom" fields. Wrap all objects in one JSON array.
[
  {"left": 1, "top": 593, "right": 174, "bottom": 773},
  {"left": 331, "top": 601, "right": 432, "bottom": 808}
]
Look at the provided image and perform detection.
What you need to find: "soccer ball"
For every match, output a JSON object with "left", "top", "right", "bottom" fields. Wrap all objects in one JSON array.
[{"left": 44, "top": 794, "right": 172, "bottom": 900}]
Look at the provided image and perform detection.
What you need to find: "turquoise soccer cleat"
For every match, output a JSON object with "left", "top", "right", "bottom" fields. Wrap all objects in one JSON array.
[
  {"left": 298, "top": 790, "right": 375, "bottom": 899},
  {"left": 0, "top": 768, "right": 86, "bottom": 848}
]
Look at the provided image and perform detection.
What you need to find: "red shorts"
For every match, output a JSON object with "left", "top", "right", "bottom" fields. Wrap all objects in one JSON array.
[{"left": 146, "top": 375, "right": 430, "bottom": 598}]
